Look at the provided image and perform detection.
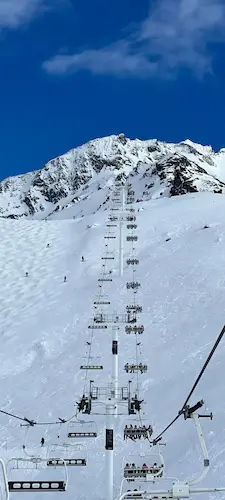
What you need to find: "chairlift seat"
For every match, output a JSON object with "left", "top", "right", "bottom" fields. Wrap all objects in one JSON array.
[
  {"left": 94, "top": 301, "right": 111, "bottom": 304},
  {"left": 80, "top": 365, "right": 103, "bottom": 370},
  {"left": 126, "top": 236, "right": 138, "bottom": 241},
  {"left": 125, "top": 493, "right": 143, "bottom": 499},
  {"left": 124, "top": 364, "right": 147, "bottom": 374},
  {"left": 8, "top": 481, "right": 66, "bottom": 492},
  {"left": 126, "top": 305, "right": 142, "bottom": 313},
  {"left": 47, "top": 458, "right": 86, "bottom": 467},
  {"left": 126, "top": 282, "right": 141, "bottom": 289},
  {"left": 125, "top": 325, "right": 144, "bottom": 334},
  {"left": 124, "top": 427, "right": 153, "bottom": 439},
  {"left": 88, "top": 325, "right": 107, "bottom": 329},
  {"left": 124, "top": 466, "right": 162, "bottom": 479},
  {"left": 68, "top": 432, "right": 97, "bottom": 438}
]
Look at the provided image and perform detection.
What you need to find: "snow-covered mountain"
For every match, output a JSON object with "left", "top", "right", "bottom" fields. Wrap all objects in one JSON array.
[{"left": 1, "top": 134, "right": 225, "bottom": 220}]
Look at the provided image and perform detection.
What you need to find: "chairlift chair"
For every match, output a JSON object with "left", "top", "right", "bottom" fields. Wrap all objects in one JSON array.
[
  {"left": 47, "top": 443, "right": 87, "bottom": 467},
  {"left": 7, "top": 457, "right": 68, "bottom": 492},
  {"left": 123, "top": 419, "right": 153, "bottom": 441},
  {"left": 126, "top": 305, "right": 143, "bottom": 314},
  {"left": 127, "top": 216, "right": 136, "bottom": 222},
  {"left": 125, "top": 325, "right": 144, "bottom": 335},
  {"left": 127, "top": 236, "right": 138, "bottom": 242},
  {"left": 80, "top": 356, "right": 103, "bottom": 370},
  {"left": 126, "top": 282, "right": 141, "bottom": 290},
  {"left": 88, "top": 324, "right": 107, "bottom": 329},
  {"left": 124, "top": 363, "right": 147, "bottom": 374},
  {"left": 80, "top": 365, "right": 103, "bottom": 370},
  {"left": 120, "top": 484, "right": 144, "bottom": 500},
  {"left": 123, "top": 451, "right": 164, "bottom": 482},
  {"left": 67, "top": 420, "right": 97, "bottom": 439}
]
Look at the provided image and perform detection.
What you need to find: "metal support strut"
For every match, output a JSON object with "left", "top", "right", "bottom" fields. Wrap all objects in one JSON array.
[{"left": 106, "top": 402, "right": 115, "bottom": 500}]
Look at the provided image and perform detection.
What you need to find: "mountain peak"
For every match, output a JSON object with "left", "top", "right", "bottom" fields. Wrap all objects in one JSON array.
[{"left": 0, "top": 135, "right": 225, "bottom": 220}]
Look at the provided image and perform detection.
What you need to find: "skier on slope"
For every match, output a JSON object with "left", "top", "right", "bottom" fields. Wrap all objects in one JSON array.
[
  {"left": 40, "top": 437, "right": 45, "bottom": 447},
  {"left": 81, "top": 256, "right": 84, "bottom": 262},
  {"left": 64, "top": 276, "right": 67, "bottom": 282}
]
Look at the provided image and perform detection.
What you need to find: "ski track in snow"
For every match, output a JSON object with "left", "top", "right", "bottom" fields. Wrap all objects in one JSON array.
[{"left": 0, "top": 193, "right": 225, "bottom": 499}]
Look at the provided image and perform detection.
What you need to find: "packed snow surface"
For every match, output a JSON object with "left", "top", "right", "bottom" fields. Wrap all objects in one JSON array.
[{"left": 0, "top": 192, "right": 225, "bottom": 499}]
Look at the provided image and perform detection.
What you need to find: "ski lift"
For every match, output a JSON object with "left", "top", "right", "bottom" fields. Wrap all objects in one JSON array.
[
  {"left": 127, "top": 236, "right": 138, "bottom": 242},
  {"left": 94, "top": 301, "right": 111, "bottom": 305},
  {"left": 126, "top": 282, "right": 141, "bottom": 290},
  {"left": 98, "top": 278, "right": 113, "bottom": 282},
  {"left": 7, "top": 457, "right": 68, "bottom": 492},
  {"left": 126, "top": 305, "right": 142, "bottom": 314},
  {"left": 67, "top": 420, "right": 97, "bottom": 439},
  {"left": 121, "top": 486, "right": 143, "bottom": 500},
  {"left": 127, "top": 224, "right": 137, "bottom": 230},
  {"left": 125, "top": 325, "right": 144, "bottom": 334},
  {"left": 126, "top": 216, "right": 136, "bottom": 222},
  {"left": 88, "top": 324, "right": 107, "bottom": 329},
  {"left": 80, "top": 356, "right": 103, "bottom": 370},
  {"left": 47, "top": 443, "right": 87, "bottom": 467},
  {"left": 123, "top": 422, "right": 153, "bottom": 440},
  {"left": 124, "top": 363, "right": 147, "bottom": 374},
  {"left": 123, "top": 451, "right": 164, "bottom": 482},
  {"left": 127, "top": 259, "right": 139, "bottom": 265},
  {"left": 93, "top": 313, "right": 132, "bottom": 324},
  {"left": 80, "top": 364, "right": 103, "bottom": 370}
]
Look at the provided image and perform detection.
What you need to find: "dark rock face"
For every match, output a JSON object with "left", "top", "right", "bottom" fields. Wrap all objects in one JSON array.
[
  {"left": 0, "top": 134, "right": 224, "bottom": 219},
  {"left": 170, "top": 168, "right": 199, "bottom": 196}
]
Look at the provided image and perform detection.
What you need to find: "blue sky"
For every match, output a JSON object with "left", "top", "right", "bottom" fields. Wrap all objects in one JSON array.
[{"left": 0, "top": 0, "right": 225, "bottom": 181}]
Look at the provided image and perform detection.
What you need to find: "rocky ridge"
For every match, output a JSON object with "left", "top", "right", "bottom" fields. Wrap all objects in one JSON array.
[{"left": 0, "top": 134, "right": 225, "bottom": 219}]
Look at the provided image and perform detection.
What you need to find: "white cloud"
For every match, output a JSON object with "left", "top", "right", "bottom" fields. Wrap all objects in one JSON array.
[
  {"left": 43, "top": 0, "right": 225, "bottom": 78},
  {"left": 139, "top": 0, "right": 225, "bottom": 75},
  {"left": 42, "top": 40, "right": 156, "bottom": 76},
  {"left": 0, "top": 0, "right": 49, "bottom": 28}
]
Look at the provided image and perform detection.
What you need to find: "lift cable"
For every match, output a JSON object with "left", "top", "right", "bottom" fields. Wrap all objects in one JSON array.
[
  {"left": 153, "top": 323, "right": 225, "bottom": 444},
  {"left": 0, "top": 408, "right": 79, "bottom": 428},
  {"left": 81, "top": 191, "right": 121, "bottom": 387},
  {"left": 83, "top": 222, "right": 116, "bottom": 384}
]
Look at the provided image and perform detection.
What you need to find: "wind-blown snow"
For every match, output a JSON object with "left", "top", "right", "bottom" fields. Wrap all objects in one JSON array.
[{"left": 0, "top": 192, "right": 225, "bottom": 500}]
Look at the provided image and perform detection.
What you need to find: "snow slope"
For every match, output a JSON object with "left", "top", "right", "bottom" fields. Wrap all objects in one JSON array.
[
  {"left": 0, "top": 192, "right": 225, "bottom": 500},
  {"left": 1, "top": 135, "right": 225, "bottom": 219}
]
